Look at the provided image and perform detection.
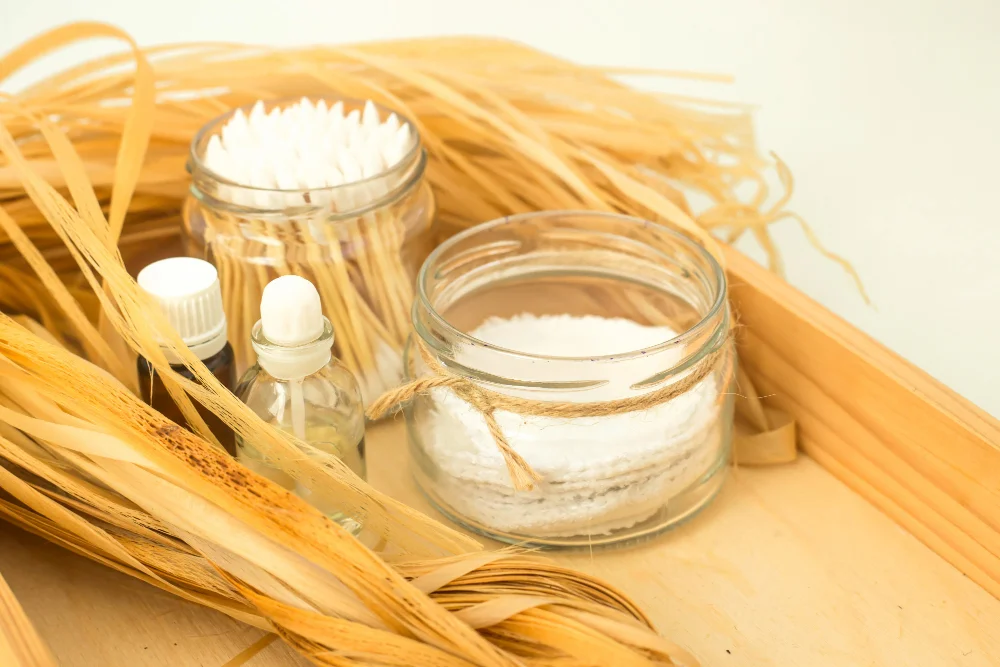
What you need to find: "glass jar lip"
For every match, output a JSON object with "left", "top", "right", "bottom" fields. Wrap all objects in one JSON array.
[
  {"left": 186, "top": 96, "right": 423, "bottom": 196},
  {"left": 415, "top": 210, "right": 728, "bottom": 363}
]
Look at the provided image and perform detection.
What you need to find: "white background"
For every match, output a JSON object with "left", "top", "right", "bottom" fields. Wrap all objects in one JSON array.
[{"left": 2, "top": 0, "right": 998, "bottom": 415}]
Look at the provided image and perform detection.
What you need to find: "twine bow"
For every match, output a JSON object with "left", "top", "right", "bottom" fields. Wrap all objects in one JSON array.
[{"left": 367, "top": 337, "right": 732, "bottom": 490}]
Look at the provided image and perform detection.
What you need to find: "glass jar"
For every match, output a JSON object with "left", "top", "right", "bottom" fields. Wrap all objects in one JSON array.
[
  {"left": 405, "top": 211, "right": 735, "bottom": 548},
  {"left": 183, "top": 98, "right": 436, "bottom": 405}
]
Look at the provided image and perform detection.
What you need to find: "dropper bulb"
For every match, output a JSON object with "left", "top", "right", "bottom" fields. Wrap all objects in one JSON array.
[{"left": 260, "top": 275, "right": 325, "bottom": 346}]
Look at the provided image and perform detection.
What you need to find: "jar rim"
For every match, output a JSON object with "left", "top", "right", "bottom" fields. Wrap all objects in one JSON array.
[
  {"left": 186, "top": 96, "right": 423, "bottom": 197},
  {"left": 415, "top": 210, "right": 728, "bottom": 363}
]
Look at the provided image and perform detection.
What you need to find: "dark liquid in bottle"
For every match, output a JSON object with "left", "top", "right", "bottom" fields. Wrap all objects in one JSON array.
[{"left": 137, "top": 343, "right": 237, "bottom": 456}]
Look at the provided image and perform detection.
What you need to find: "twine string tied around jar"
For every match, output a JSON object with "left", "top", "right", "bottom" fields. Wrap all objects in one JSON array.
[{"left": 367, "top": 335, "right": 732, "bottom": 491}]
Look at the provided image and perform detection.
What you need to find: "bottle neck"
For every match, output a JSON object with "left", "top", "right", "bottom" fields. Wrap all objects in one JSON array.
[
  {"left": 160, "top": 330, "right": 229, "bottom": 365},
  {"left": 250, "top": 319, "right": 334, "bottom": 381}
]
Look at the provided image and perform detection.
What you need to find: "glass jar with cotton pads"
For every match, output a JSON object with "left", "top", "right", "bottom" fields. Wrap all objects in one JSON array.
[
  {"left": 396, "top": 211, "right": 735, "bottom": 548},
  {"left": 183, "top": 97, "right": 435, "bottom": 408}
]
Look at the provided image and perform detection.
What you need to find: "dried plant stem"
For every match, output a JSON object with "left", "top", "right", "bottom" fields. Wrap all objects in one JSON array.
[{"left": 0, "top": 317, "right": 695, "bottom": 664}]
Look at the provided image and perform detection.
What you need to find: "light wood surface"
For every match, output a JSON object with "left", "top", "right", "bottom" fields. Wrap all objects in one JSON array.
[
  {"left": 725, "top": 247, "right": 1000, "bottom": 600},
  {"left": 0, "top": 568, "right": 56, "bottom": 667},
  {"left": 2, "top": 420, "right": 999, "bottom": 666}
]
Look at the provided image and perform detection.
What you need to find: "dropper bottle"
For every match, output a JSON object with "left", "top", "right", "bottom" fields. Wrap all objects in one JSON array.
[
  {"left": 234, "top": 275, "right": 366, "bottom": 521},
  {"left": 136, "top": 257, "right": 236, "bottom": 455}
]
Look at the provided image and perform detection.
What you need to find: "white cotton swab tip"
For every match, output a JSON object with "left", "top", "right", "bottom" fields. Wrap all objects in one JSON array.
[{"left": 204, "top": 98, "right": 417, "bottom": 203}]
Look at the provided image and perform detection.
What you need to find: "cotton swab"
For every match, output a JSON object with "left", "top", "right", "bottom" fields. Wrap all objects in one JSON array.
[{"left": 203, "top": 98, "right": 415, "bottom": 204}]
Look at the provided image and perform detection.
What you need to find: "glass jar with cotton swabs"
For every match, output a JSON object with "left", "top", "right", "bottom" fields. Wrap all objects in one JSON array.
[{"left": 183, "top": 97, "right": 436, "bottom": 407}]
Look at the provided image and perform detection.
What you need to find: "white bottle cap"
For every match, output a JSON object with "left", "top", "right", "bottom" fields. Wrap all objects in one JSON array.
[
  {"left": 260, "top": 275, "right": 327, "bottom": 346},
  {"left": 255, "top": 275, "right": 333, "bottom": 380},
  {"left": 137, "top": 257, "right": 228, "bottom": 364}
]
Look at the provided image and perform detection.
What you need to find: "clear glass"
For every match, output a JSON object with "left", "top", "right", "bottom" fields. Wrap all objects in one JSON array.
[
  {"left": 406, "top": 211, "right": 735, "bottom": 548},
  {"left": 235, "top": 320, "right": 366, "bottom": 528},
  {"left": 183, "top": 97, "right": 436, "bottom": 406}
]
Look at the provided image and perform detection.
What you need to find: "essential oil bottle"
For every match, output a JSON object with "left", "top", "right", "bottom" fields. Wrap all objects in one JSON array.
[
  {"left": 136, "top": 257, "right": 236, "bottom": 456},
  {"left": 235, "top": 275, "right": 366, "bottom": 528}
]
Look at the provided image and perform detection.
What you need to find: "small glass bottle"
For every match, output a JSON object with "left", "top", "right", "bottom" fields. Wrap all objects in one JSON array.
[
  {"left": 136, "top": 257, "right": 237, "bottom": 456},
  {"left": 235, "top": 275, "right": 366, "bottom": 524}
]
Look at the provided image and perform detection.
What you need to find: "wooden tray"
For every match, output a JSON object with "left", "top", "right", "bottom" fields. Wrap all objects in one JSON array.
[
  {"left": 2, "top": 250, "right": 999, "bottom": 665},
  {"left": 726, "top": 246, "right": 1000, "bottom": 600}
]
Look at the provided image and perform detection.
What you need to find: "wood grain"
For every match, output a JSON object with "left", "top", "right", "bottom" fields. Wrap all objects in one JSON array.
[
  {"left": 725, "top": 246, "right": 1000, "bottom": 600},
  {"left": 3, "top": 419, "right": 999, "bottom": 666}
]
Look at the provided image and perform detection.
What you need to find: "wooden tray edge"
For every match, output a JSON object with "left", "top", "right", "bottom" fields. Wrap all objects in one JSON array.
[{"left": 725, "top": 246, "right": 1000, "bottom": 598}]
